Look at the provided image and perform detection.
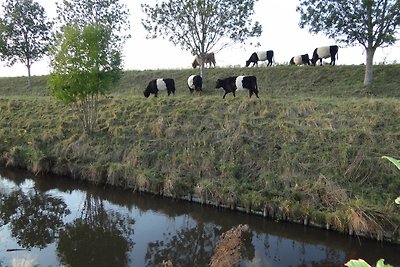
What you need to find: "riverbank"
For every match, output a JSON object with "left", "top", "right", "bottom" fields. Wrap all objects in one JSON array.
[{"left": 1, "top": 65, "right": 399, "bottom": 242}]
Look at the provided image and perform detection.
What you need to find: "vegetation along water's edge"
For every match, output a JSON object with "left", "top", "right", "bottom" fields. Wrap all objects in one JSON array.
[{"left": 1, "top": 65, "right": 400, "bottom": 243}]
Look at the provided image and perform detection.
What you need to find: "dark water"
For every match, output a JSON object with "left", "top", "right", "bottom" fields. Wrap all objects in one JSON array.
[{"left": 0, "top": 167, "right": 399, "bottom": 267}]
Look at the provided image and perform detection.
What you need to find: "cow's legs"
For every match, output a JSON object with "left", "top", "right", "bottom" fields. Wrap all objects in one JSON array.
[{"left": 330, "top": 55, "right": 335, "bottom": 65}]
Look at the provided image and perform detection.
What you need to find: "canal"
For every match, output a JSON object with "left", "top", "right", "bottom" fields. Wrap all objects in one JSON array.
[{"left": 0, "top": 167, "right": 399, "bottom": 267}]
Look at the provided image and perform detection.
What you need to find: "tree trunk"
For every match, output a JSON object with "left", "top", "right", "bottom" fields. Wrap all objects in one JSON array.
[
  {"left": 364, "top": 47, "right": 376, "bottom": 87},
  {"left": 200, "top": 61, "right": 205, "bottom": 83},
  {"left": 27, "top": 63, "right": 32, "bottom": 89}
]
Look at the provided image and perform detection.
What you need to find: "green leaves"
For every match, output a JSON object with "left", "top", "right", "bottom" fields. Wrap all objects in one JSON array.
[
  {"left": 345, "top": 259, "right": 393, "bottom": 267},
  {"left": 297, "top": 0, "right": 400, "bottom": 48},
  {"left": 381, "top": 156, "right": 400, "bottom": 205},
  {"left": 382, "top": 156, "right": 400, "bottom": 171},
  {"left": 48, "top": 0, "right": 128, "bottom": 133},
  {"left": 141, "top": 0, "right": 262, "bottom": 55}
]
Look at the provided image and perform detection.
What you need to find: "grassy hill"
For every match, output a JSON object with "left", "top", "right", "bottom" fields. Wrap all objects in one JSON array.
[
  {"left": 0, "top": 64, "right": 399, "bottom": 242},
  {"left": 1, "top": 64, "right": 399, "bottom": 97}
]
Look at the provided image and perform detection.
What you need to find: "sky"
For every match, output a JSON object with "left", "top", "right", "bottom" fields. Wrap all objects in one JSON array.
[{"left": 0, "top": 0, "right": 399, "bottom": 77}]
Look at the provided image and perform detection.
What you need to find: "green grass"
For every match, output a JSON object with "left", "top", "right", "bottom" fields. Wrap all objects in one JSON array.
[
  {"left": 1, "top": 64, "right": 400, "bottom": 242},
  {"left": 2, "top": 64, "right": 400, "bottom": 98}
]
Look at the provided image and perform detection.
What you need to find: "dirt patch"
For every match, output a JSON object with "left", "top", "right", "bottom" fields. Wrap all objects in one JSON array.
[{"left": 209, "top": 224, "right": 250, "bottom": 267}]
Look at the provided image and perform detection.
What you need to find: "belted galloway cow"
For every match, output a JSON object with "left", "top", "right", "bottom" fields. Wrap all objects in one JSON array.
[
  {"left": 246, "top": 50, "right": 274, "bottom": 67},
  {"left": 310, "top": 45, "right": 339, "bottom": 66},
  {"left": 187, "top": 75, "right": 203, "bottom": 94},
  {"left": 289, "top": 54, "right": 310, "bottom": 65},
  {"left": 144, "top": 78, "right": 176, "bottom": 98},
  {"left": 215, "top": 76, "right": 259, "bottom": 99}
]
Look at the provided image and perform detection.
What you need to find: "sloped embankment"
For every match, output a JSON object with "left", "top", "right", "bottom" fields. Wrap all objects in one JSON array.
[{"left": 0, "top": 64, "right": 400, "bottom": 242}]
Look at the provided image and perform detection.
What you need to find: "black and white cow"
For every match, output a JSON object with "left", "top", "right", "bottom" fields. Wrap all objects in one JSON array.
[
  {"left": 289, "top": 54, "right": 310, "bottom": 65},
  {"left": 144, "top": 78, "right": 176, "bottom": 98},
  {"left": 215, "top": 76, "right": 259, "bottom": 99},
  {"left": 187, "top": 75, "right": 203, "bottom": 94},
  {"left": 246, "top": 50, "right": 274, "bottom": 67},
  {"left": 310, "top": 45, "right": 339, "bottom": 66}
]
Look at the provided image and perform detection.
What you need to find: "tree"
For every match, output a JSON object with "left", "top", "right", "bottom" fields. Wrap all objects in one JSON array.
[
  {"left": 48, "top": 0, "right": 130, "bottom": 134},
  {"left": 0, "top": 0, "right": 52, "bottom": 88},
  {"left": 142, "top": 0, "right": 262, "bottom": 81},
  {"left": 55, "top": 0, "right": 130, "bottom": 50},
  {"left": 297, "top": 0, "right": 400, "bottom": 87}
]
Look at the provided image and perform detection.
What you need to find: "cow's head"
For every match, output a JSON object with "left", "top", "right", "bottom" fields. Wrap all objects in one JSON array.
[
  {"left": 143, "top": 89, "right": 151, "bottom": 98},
  {"left": 192, "top": 59, "right": 198, "bottom": 68},
  {"left": 215, "top": 79, "right": 222, "bottom": 89},
  {"left": 245, "top": 60, "right": 251, "bottom": 67}
]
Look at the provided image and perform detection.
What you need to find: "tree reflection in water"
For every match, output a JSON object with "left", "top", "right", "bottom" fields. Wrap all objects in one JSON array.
[
  {"left": 0, "top": 188, "right": 70, "bottom": 249},
  {"left": 144, "top": 218, "right": 255, "bottom": 267},
  {"left": 57, "top": 193, "right": 135, "bottom": 267}
]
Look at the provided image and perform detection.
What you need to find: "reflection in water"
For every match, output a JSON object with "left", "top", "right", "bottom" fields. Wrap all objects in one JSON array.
[
  {"left": 57, "top": 194, "right": 135, "bottom": 267},
  {"left": 145, "top": 220, "right": 216, "bottom": 266},
  {"left": 1, "top": 187, "right": 70, "bottom": 249},
  {"left": 1, "top": 166, "right": 400, "bottom": 267}
]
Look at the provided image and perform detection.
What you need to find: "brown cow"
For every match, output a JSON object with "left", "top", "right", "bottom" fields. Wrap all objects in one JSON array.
[{"left": 192, "top": 53, "right": 216, "bottom": 68}]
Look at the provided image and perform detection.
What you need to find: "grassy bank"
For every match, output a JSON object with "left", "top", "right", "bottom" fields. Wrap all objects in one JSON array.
[{"left": 1, "top": 64, "right": 400, "bottom": 242}]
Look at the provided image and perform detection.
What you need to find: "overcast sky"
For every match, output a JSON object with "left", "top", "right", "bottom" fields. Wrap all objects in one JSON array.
[{"left": 0, "top": 0, "right": 399, "bottom": 77}]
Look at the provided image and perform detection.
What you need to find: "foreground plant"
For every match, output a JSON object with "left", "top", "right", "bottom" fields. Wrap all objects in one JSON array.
[
  {"left": 345, "top": 258, "right": 392, "bottom": 267},
  {"left": 345, "top": 156, "right": 400, "bottom": 266},
  {"left": 382, "top": 156, "right": 400, "bottom": 205}
]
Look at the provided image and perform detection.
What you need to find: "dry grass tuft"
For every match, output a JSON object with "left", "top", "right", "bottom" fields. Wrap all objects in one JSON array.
[
  {"left": 345, "top": 199, "right": 395, "bottom": 240},
  {"left": 299, "top": 174, "right": 348, "bottom": 211}
]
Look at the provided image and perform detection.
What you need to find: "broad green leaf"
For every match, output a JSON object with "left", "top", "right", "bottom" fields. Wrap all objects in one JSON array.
[
  {"left": 345, "top": 259, "right": 371, "bottom": 267},
  {"left": 376, "top": 259, "right": 393, "bottom": 267},
  {"left": 382, "top": 156, "right": 400, "bottom": 171}
]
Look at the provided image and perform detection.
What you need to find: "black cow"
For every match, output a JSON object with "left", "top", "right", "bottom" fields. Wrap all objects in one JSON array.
[
  {"left": 215, "top": 76, "right": 259, "bottom": 99},
  {"left": 289, "top": 54, "right": 310, "bottom": 65},
  {"left": 144, "top": 78, "right": 176, "bottom": 98},
  {"left": 311, "top": 45, "right": 339, "bottom": 66},
  {"left": 187, "top": 75, "right": 203, "bottom": 94},
  {"left": 246, "top": 50, "right": 274, "bottom": 67}
]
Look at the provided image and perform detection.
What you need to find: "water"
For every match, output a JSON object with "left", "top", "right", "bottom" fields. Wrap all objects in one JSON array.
[{"left": 0, "top": 167, "right": 399, "bottom": 267}]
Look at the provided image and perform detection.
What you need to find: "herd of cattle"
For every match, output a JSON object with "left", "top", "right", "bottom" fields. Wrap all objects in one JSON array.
[
  {"left": 143, "top": 75, "right": 259, "bottom": 99},
  {"left": 143, "top": 45, "right": 339, "bottom": 99}
]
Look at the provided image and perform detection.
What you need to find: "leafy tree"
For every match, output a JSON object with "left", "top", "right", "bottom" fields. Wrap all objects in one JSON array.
[
  {"left": 297, "top": 0, "right": 400, "bottom": 87},
  {"left": 142, "top": 0, "right": 262, "bottom": 80},
  {"left": 55, "top": 0, "right": 130, "bottom": 49},
  {"left": 48, "top": 23, "right": 121, "bottom": 134},
  {"left": 0, "top": 0, "right": 53, "bottom": 88},
  {"left": 48, "top": 0, "right": 130, "bottom": 134}
]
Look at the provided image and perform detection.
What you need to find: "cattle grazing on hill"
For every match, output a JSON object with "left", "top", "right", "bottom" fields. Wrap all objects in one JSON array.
[
  {"left": 290, "top": 54, "right": 310, "bottom": 65},
  {"left": 144, "top": 78, "right": 176, "bottom": 98},
  {"left": 311, "top": 45, "right": 339, "bottom": 66},
  {"left": 246, "top": 50, "right": 274, "bottom": 67},
  {"left": 215, "top": 76, "right": 259, "bottom": 99},
  {"left": 192, "top": 53, "right": 216, "bottom": 68},
  {"left": 187, "top": 75, "right": 203, "bottom": 94}
]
